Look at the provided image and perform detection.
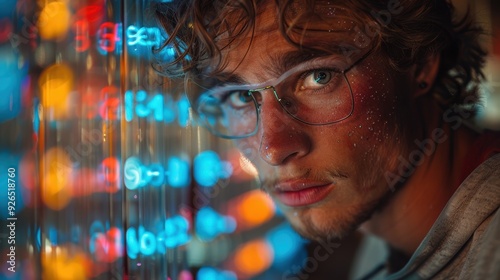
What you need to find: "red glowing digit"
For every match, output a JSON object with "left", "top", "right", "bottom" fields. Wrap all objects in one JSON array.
[
  {"left": 100, "top": 85, "right": 119, "bottom": 99},
  {"left": 99, "top": 86, "right": 120, "bottom": 120},
  {"left": 100, "top": 157, "right": 120, "bottom": 193},
  {"left": 97, "top": 22, "right": 118, "bottom": 53},
  {"left": 93, "top": 227, "right": 123, "bottom": 263},
  {"left": 74, "top": 20, "right": 90, "bottom": 52}
]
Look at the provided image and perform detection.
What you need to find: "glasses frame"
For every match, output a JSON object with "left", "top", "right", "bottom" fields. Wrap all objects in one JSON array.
[{"left": 195, "top": 48, "right": 374, "bottom": 139}]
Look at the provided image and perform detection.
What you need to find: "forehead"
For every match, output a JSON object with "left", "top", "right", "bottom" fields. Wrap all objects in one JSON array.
[{"left": 212, "top": 1, "right": 374, "bottom": 78}]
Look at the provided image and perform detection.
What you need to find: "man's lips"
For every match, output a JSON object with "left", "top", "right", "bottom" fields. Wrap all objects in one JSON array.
[{"left": 271, "top": 180, "right": 334, "bottom": 207}]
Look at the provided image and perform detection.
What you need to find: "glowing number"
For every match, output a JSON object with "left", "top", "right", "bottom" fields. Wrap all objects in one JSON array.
[
  {"left": 164, "top": 215, "right": 190, "bottom": 247},
  {"left": 150, "top": 95, "right": 164, "bottom": 121},
  {"left": 115, "top": 23, "right": 123, "bottom": 54},
  {"left": 126, "top": 226, "right": 155, "bottom": 259},
  {"left": 167, "top": 157, "right": 190, "bottom": 188},
  {"left": 97, "top": 22, "right": 121, "bottom": 54},
  {"left": 125, "top": 90, "right": 134, "bottom": 122},
  {"left": 90, "top": 226, "right": 123, "bottom": 262},
  {"left": 177, "top": 95, "right": 190, "bottom": 127},
  {"left": 194, "top": 151, "right": 223, "bottom": 187},
  {"left": 99, "top": 98, "right": 120, "bottom": 120},
  {"left": 164, "top": 94, "right": 176, "bottom": 123},
  {"left": 135, "top": 93, "right": 163, "bottom": 121},
  {"left": 126, "top": 216, "right": 191, "bottom": 258},
  {"left": 74, "top": 20, "right": 90, "bottom": 52},
  {"left": 135, "top": 90, "right": 147, "bottom": 117},
  {"left": 126, "top": 25, "right": 142, "bottom": 46},
  {"left": 127, "top": 25, "right": 163, "bottom": 47},
  {"left": 124, "top": 90, "right": 193, "bottom": 124},
  {"left": 126, "top": 227, "right": 140, "bottom": 259},
  {"left": 100, "top": 157, "right": 120, "bottom": 192},
  {"left": 99, "top": 86, "right": 120, "bottom": 120},
  {"left": 124, "top": 156, "right": 190, "bottom": 189},
  {"left": 124, "top": 157, "right": 144, "bottom": 190}
]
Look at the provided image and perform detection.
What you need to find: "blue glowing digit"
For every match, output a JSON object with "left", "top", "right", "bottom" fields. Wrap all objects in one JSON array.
[
  {"left": 135, "top": 90, "right": 149, "bottom": 118},
  {"left": 149, "top": 163, "right": 165, "bottom": 187},
  {"left": 164, "top": 215, "right": 191, "bottom": 248},
  {"left": 167, "top": 156, "right": 190, "bottom": 188},
  {"left": 140, "top": 227, "right": 157, "bottom": 256},
  {"left": 126, "top": 227, "right": 140, "bottom": 259},
  {"left": 149, "top": 27, "right": 162, "bottom": 47},
  {"left": 124, "top": 157, "right": 143, "bottom": 190},
  {"left": 125, "top": 90, "right": 134, "bottom": 122},
  {"left": 150, "top": 94, "right": 164, "bottom": 121},
  {"left": 156, "top": 230, "right": 167, "bottom": 254},
  {"left": 177, "top": 94, "right": 190, "bottom": 127},
  {"left": 194, "top": 150, "right": 222, "bottom": 187},
  {"left": 164, "top": 94, "right": 176, "bottom": 123},
  {"left": 114, "top": 23, "right": 123, "bottom": 55},
  {"left": 126, "top": 25, "right": 141, "bottom": 46}
]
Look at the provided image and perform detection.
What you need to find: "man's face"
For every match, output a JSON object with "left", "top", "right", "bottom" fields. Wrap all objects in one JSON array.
[{"left": 209, "top": 3, "right": 415, "bottom": 241}]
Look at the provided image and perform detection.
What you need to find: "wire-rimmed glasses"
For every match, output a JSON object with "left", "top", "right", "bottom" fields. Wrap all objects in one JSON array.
[{"left": 190, "top": 49, "right": 373, "bottom": 139}]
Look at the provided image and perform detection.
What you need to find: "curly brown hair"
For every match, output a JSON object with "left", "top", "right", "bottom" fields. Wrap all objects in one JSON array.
[{"left": 154, "top": 0, "right": 487, "bottom": 110}]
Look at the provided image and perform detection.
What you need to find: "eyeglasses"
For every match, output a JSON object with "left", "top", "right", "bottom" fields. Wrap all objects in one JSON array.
[{"left": 191, "top": 49, "right": 373, "bottom": 139}]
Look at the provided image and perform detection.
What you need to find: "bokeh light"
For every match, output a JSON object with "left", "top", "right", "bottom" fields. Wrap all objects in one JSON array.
[
  {"left": 233, "top": 239, "right": 274, "bottom": 277},
  {"left": 39, "top": 63, "right": 74, "bottom": 119},
  {"left": 41, "top": 147, "right": 73, "bottom": 210},
  {"left": 38, "top": 1, "right": 71, "bottom": 40}
]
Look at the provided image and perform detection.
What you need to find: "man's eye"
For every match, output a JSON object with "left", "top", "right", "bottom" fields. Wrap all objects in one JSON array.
[
  {"left": 227, "top": 90, "right": 254, "bottom": 108},
  {"left": 301, "top": 70, "right": 334, "bottom": 90}
]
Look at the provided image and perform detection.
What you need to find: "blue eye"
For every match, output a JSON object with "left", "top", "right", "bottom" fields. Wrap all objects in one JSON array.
[
  {"left": 302, "top": 70, "right": 333, "bottom": 89},
  {"left": 313, "top": 71, "right": 332, "bottom": 84},
  {"left": 227, "top": 90, "right": 254, "bottom": 108}
]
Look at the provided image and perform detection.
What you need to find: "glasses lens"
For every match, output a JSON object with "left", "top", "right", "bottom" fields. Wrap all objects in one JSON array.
[
  {"left": 196, "top": 89, "right": 258, "bottom": 138},
  {"left": 277, "top": 70, "right": 353, "bottom": 124}
]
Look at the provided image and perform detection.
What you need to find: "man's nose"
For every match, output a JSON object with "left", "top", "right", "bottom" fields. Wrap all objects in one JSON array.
[{"left": 257, "top": 97, "right": 311, "bottom": 166}]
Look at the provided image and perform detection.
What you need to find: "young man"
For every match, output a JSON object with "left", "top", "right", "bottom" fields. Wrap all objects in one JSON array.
[{"left": 156, "top": 1, "right": 500, "bottom": 278}]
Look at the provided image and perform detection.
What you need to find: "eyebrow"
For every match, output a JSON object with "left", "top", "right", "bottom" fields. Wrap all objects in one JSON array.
[
  {"left": 213, "top": 49, "right": 334, "bottom": 87},
  {"left": 267, "top": 50, "right": 323, "bottom": 77}
]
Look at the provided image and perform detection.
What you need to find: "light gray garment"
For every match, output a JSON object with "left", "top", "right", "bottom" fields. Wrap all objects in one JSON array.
[{"left": 353, "top": 153, "right": 500, "bottom": 280}]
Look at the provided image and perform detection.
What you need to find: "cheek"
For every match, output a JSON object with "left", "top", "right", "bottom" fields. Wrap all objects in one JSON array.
[
  {"left": 346, "top": 68, "right": 400, "bottom": 143},
  {"left": 336, "top": 67, "right": 409, "bottom": 186}
]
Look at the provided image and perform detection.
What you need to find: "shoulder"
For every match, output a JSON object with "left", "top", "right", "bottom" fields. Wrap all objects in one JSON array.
[
  {"left": 460, "top": 153, "right": 500, "bottom": 279},
  {"left": 467, "top": 206, "right": 500, "bottom": 279}
]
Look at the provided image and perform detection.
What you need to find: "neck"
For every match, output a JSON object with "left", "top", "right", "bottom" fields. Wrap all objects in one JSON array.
[{"left": 361, "top": 121, "right": 478, "bottom": 256}]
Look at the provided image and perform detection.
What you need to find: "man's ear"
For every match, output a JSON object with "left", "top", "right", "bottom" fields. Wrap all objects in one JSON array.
[{"left": 412, "top": 53, "right": 441, "bottom": 98}]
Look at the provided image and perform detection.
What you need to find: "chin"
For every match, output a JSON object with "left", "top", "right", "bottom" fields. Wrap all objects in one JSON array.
[{"left": 279, "top": 195, "right": 383, "bottom": 242}]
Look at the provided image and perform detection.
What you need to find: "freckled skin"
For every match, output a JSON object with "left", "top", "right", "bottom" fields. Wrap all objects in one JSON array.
[{"left": 218, "top": 8, "right": 418, "bottom": 241}]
